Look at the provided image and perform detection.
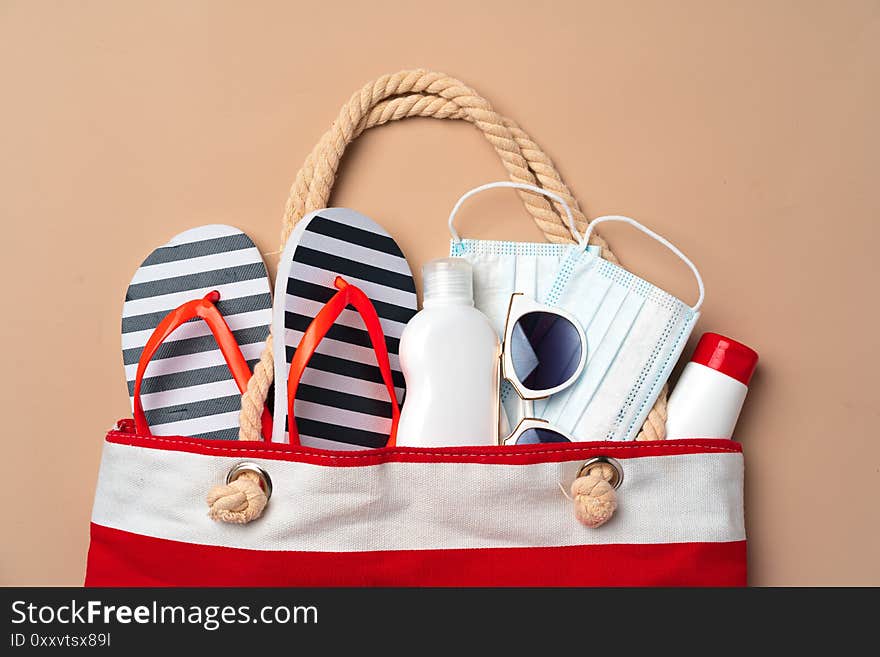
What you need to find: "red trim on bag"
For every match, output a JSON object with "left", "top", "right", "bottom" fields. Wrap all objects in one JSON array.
[
  {"left": 106, "top": 419, "right": 741, "bottom": 467},
  {"left": 86, "top": 524, "right": 746, "bottom": 587}
]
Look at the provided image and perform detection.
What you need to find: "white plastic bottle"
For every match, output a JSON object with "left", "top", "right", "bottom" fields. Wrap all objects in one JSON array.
[
  {"left": 395, "top": 258, "right": 500, "bottom": 447},
  {"left": 665, "top": 332, "right": 758, "bottom": 440}
]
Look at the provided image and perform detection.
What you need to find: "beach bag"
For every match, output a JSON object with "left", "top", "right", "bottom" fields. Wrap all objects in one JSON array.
[{"left": 85, "top": 70, "right": 746, "bottom": 587}]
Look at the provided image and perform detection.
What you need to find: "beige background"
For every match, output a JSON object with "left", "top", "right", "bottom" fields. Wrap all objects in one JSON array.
[{"left": 1, "top": 0, "right": 878, "bottom": 586}]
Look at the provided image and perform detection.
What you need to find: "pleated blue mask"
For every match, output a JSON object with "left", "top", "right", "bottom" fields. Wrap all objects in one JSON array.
[{"left": 535, "top": 216, "right": 705, "bottom": 441}]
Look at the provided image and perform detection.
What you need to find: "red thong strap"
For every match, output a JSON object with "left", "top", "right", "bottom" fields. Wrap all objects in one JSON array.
[
  {"left": 286, "top": 276, "right": 400, "bottom": 447},
  {"left": 132, "top": 291, "right": 273, "bottom": 441}
]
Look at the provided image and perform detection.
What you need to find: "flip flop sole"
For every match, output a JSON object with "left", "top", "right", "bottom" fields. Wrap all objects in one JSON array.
[
  {"left": 122, "top": 224, "right": 272, "bottom": 440},
  {"left": 273, "top": 209, "right": 418, "bottom": 448}
]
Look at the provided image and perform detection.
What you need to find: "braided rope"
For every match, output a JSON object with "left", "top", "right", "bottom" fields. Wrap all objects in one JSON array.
[
  {"left": 353, "top": 97, "right": 618, "bottom": 262},
  {"left": 635, "top": 383, "right": 669, "bottom": 441},
  {"left": 280, "top": 71, "right": 563, "bottom": 246},
  {"left": 238, "top": 69, "right": 662, "bottom": 441}
]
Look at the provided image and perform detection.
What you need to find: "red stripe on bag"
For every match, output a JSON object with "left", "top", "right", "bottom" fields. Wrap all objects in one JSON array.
[
  {"left": 105, "top": 423, "right": 741, "bottom": 468},
  {"left": 86, "top": 524, "right": 746, "bottom": 587}
]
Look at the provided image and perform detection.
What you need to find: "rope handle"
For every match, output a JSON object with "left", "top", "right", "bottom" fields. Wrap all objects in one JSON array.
[
  {"left": 236, "top": 69, "right": 668, "bottom": 442},
  {"left": 448, "top": 181, "right": 584, "bottom": 246}
]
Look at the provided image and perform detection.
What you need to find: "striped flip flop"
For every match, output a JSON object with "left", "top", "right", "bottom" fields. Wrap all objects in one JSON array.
[
  {"left": 122, "top": 225, "right": 273, "bottom": 440},
  {"left": 272, "top": 208, "right": 418, "bottom": 449}
]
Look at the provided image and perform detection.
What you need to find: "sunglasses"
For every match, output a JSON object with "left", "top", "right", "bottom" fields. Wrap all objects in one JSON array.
[{"left": 500, "top": 293, "right": 587, "bottom": 445}]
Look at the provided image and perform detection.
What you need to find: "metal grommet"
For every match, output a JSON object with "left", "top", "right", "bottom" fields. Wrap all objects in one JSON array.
[
  {"left": 226, "top": 462, "right": 273, "bottom": 501},
  {"left": 578, "top": 456, "right": 624, "bottom": 490}
]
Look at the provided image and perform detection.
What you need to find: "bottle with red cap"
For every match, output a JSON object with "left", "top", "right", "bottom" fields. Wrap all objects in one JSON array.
[{"left": 665, "top": 332, "right": 758, "bottom": 440}]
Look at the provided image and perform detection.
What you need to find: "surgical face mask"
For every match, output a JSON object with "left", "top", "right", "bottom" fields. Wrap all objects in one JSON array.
[
  {"left": 447, "top": 182, "right": 590, "bottom": 430},
  {"left": 536, "top": 216, "right": 705, "bottom": 442},
  {"left": 447, "top": 181, "right": 584, "bottom": 337}
]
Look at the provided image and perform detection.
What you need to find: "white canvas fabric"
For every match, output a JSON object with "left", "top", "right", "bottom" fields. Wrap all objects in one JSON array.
[{"left": 92, "top": 439, "right": 745, "bottom": 552}]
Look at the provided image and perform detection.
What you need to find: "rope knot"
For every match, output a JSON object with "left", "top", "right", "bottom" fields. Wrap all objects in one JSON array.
[
  {"left": 570, "top": 462, "right": 619, "bottom": 528},
  {"left": 206, "top": 471, "right": 267, "bottom": 524}
]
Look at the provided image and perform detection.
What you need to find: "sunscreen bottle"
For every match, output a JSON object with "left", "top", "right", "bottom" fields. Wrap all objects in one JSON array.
[
  {"left": 396, "top": 258, "right": 500, "bottom": 446},
  {"left": 665, "top": 332, "right": 758, "bottom": 440}
]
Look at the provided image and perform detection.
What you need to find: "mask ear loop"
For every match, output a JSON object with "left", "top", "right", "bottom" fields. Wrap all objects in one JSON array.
[
  {"left": 448, "top": 181, "right": 584, "bottom": 246},
  {"left": 582, "top": 216, "right": 705, "bottom": 312}
]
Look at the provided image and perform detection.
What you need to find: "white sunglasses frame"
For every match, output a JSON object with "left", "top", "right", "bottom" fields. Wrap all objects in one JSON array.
[
  {"left": 501, "top": 293, "right": 588, "bottom": 400},
  {"left": 503, "top": 417, "right": 576, "bottom": 446},
  {"left": 499, "top": 293, "right": 587, "bottom": 446}
]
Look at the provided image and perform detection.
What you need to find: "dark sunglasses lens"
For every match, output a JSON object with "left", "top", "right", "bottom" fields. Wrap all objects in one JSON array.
[
  {"left": 514, "top": 427, "right": 571, "bottom": 445},
  {"left": 510, "top": 311, "right": 583, "bottom": 391}
]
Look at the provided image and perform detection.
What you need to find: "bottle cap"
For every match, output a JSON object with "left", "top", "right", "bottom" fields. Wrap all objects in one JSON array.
[
  {"left": 691, "top": 332, "right": 758, "bottom": 386},
  {"left": 422, "top": 258, "right": 473, "bottom": 307}
]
